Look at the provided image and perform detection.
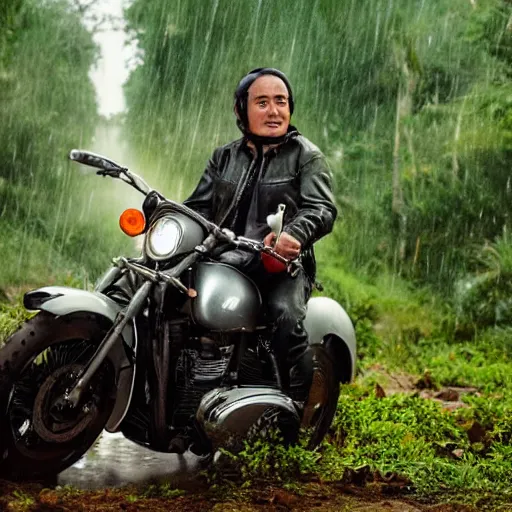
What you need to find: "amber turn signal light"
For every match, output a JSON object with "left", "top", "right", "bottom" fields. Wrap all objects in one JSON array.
[{"left": 119, "top": 208, "right": 146, "bottom": 237}]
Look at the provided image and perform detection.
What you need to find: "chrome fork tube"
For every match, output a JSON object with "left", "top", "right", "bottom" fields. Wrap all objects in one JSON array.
[{"left": 64, "top": 280, "right": 153, "bottom": 407}]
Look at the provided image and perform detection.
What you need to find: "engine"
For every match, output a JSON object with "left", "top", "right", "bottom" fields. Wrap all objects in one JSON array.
[
  {"left": 171, "top": 343, "right": 234, "bottom": 429},
  {"left": 120, "top": 326, "right": 286, "bottom": 453}
]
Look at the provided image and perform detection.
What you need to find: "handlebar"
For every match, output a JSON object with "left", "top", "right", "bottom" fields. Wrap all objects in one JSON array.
[
  {"left": 69, "top": 149, "right": 228, "bottom": 235},
  {"left": 69, "top": 148, "right": 300, "bottom": 275},
  {"left": 69, "top": 149, "right": 151, "bottom": 195},
  {"left": 69, "top": 149, "right": 123, "bottom": 172},
  {"left": 227, "top": 233, "right": 301, "bottom": 276}
]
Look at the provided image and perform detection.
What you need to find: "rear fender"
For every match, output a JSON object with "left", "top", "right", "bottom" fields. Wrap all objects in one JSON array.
[
  {"left": 304, "top": 297, "right": 356, "bottom": 382},
  {"left": 23, "top": 286, "right": 137, "bottom": 432}
]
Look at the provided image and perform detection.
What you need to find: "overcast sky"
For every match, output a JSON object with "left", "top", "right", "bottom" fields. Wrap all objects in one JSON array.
[{"left": 88, "top": 0, "right": 137, "bottom": 117}]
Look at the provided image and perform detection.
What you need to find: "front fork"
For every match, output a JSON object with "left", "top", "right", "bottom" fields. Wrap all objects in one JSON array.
[
  {"left": 57, "top": 280, "right": 153, "bottom": 409},
  {"left": 58, "top": 246, "right": 204, "bottom": 411},
  {"left": 146, "top": 281, "right": 173, "bottom": 451}
]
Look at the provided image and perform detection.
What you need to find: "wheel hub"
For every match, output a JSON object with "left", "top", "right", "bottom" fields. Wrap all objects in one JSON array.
[{"left": 32, "top": 364, "right": 97, "bottom": 443}]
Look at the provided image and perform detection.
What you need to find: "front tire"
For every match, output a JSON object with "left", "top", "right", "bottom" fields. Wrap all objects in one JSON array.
[{"left": 0, "top": 312, "right": 116, "bottom": 480}]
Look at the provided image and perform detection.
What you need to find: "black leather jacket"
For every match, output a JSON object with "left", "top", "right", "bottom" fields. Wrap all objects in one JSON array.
[{"left": 184, "top": 128, "right": 337, "bottom": 281}]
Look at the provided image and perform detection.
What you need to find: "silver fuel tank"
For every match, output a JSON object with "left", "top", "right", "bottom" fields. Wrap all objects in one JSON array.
[{"left": 191, "top": 262, "right": 261, "bottom": 332}]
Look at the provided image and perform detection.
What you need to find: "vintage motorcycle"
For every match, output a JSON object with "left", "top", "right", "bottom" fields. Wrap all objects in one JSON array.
[{"left": 0, "top": 150, "right": 356, "bottom": 480}]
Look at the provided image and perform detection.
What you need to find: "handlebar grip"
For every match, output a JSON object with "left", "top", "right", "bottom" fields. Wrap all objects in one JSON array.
[{"left": 69, "top": 149, "right": 123, "bottom": 172}]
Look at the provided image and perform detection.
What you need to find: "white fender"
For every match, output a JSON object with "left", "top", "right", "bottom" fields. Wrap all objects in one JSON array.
[{"left": 304, "top": 296, "right": 356, "bottom": 381}]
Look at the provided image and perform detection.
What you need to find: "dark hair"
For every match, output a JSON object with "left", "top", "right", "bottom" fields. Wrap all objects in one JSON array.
[{"left": 234, "top": 68, "right": 294, "bottom": 132}]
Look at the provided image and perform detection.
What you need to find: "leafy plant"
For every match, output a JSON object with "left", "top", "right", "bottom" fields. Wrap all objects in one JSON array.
[
  {"left": 8, "top": 490, "right": 35, "bottom": 512},
  {"left": 455, "top": 237, "right": 512, "bottom": 328},
  {"left": 213, "top": 428, "right": 321, "bottom": 485}
]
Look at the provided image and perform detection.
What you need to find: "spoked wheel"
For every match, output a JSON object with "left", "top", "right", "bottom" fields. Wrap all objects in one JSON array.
[
  {"left": 300, "top": 344, "right": 340, "bottom": 449},
  {"left": 0, "top": 313, "right": 116, "bottom": 480}
]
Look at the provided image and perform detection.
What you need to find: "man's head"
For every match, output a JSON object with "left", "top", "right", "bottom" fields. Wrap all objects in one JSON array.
[{"left": 234, "top": 68, "right": 294, "bottom": 138}]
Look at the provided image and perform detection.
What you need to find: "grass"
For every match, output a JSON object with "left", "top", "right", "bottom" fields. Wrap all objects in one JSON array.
[
  {"left": 6, "top": 490, "right": 35, "bottom": 512},
  {"left": 0, "top": 218, "right": 85, "bottom": 291},
  {"left": 0, "top": 296, "right": 34, "bottom": 344}
]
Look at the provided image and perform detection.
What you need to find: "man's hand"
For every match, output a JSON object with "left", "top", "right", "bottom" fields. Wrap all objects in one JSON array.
[{"left": 263, "top": 231, "right": 301, "bottom": 260}]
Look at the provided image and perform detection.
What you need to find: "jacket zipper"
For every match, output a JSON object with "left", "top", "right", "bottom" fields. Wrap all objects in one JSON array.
[{"left": 219, "top": 150, "right": 266, "bottom": 230}]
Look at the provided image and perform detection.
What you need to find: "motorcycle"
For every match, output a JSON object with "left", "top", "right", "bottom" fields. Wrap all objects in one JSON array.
[{"left": 0, "top": 150, "right": 356, "bottom": 480}]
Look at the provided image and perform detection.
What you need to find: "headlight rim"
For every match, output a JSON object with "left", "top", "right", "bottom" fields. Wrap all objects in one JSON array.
[{"left": 144, "top": 215, "right": 184, "bottom": 261}]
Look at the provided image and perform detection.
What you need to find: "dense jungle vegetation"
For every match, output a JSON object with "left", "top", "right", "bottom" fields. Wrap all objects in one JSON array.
[
  {"left": 1, "top": 0, "right": 512, "bottom": 509},
  {"left": 0, "top": 0, "right": 132, "bottom": 287}
]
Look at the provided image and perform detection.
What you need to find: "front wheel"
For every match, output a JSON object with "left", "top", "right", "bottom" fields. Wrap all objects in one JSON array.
[{"left": 0, "top": 312, "right": 116, "bottom": 480}]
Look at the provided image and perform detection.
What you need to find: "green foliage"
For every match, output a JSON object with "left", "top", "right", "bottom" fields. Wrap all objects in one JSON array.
[
  {"left": 455, "top": 237, "right": 512, "bottom": 328},
  {"left": 214, "top": 429, "right": 321, "bottom": 486},
  {"left": 319, "top": 383, "right": 512, "bottom": 497},
  {"left": 290, "top": 256, "right": 512, "bottom": 499},
  {"left": 407, "top": 329, "right": 512, "bottom": 393},
  {"left": 8, "top": 490, "right": 35, "bottom": 512},
  {"left": 326, "top": 389, "right": 466, "bottom": 487},
  {"left": 140, "top": 484, "right": 185, "bottom": 499},
  {"left": 212, "top": 374, "right": 512, "bottom": 498},
  {"left": 0, "top": 0, "right": 133, "bottom": 284},
  {"left": 0, "top": 295, "right": 33, "bottom": 345},
  {"left": 0, "top": 0, "right": 97, "bottom": 184}
]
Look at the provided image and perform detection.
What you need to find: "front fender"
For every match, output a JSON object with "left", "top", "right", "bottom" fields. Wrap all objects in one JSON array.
[
  {"left": 23, "top": 286, "right": 137, "bottom": 432},
  {"left": 304, "top": 297, "right": 356, "bottom": 382}
]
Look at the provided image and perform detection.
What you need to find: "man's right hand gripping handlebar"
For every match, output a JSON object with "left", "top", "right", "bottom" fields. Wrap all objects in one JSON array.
[{"left": 232, "top": 232, "right": 302, "bottom": 276}]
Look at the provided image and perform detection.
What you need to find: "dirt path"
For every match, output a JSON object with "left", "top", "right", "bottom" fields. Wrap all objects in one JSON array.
[{"left": 0, "top": 479, "right": 492, "bottom": 512}]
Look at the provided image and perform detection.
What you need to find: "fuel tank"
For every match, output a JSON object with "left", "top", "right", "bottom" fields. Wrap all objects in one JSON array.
[{"left": 191, "top": 262, "right": 261, "bottom": 332}]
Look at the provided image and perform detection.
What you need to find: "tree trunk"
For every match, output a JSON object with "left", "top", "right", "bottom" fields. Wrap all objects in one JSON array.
[
  {"left": 392, "top": 58, "right": 417, "bottom": 272},
  {"left": 392, "top": 86, "right": 407, "bottom": 270}
]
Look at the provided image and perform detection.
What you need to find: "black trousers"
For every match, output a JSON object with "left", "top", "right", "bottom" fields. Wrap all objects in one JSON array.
[
  {"left": 255, "top": 267, "right": 313, "bottom": 394},
  {"left": 218, "top": 249, "right": 313, "bottom": 395}
]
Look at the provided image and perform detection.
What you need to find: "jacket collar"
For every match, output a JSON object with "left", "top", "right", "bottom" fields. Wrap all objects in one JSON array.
[{"left": 240, "top": 126, "right": 300, "bottom": 157}]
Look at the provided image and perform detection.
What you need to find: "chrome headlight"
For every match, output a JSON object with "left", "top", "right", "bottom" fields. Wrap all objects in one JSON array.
[{"left": 145, "top": 216, "right": 183, "bottom": 260}]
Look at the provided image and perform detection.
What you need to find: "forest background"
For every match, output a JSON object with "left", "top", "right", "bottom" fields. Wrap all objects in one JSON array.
[{"left": 0, "top": 0, "right": 512, "bottom": 508}]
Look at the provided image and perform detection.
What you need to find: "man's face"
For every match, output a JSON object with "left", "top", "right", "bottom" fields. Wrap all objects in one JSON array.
[{"left": 246, "top": 75, "right": 291, "bottom": 137}]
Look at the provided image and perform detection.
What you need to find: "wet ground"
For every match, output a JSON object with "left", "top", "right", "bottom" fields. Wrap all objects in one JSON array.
[
  {"left": 58, "top": 432, "right": 205, "bottom": 489},
  {"left": 0, "top": 476, "right": 491, "bottom": 512},
  {"left": 45, "top": 425, "right": 499, "bottom": 511},
  {"left": 0, "top": 437, "right": 505, "bottom": 511},
  {"left": 55, "top": 366, "right": 479, "bottom": 490}
]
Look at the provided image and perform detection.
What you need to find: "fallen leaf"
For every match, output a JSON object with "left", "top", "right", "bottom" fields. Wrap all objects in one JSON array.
[
  {"left": 375, "top": 383, "right": 386, "bottom": 398},
  {"left": 467, "top": 421, "right": 487, "bottom": 444},
  {"left": 272, "top": 489, "right": 299, "bottom": 509},
  {"left": 435, "top": 389, "right": 460, "bottom": 401},
  {"left": 451, "top": 448, "right": 464, "bottom": 458},
  {"left": 415, "top": 370, "right": 438, "bottom": 390}
]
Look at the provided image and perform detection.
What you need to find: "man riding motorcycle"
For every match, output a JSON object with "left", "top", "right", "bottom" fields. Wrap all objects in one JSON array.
[
  {"left": 184, "top": 67, "right": 338, "bottom": 403},
  {"left": 0, "top": 68, "right": 352, "bottom": 482}
]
